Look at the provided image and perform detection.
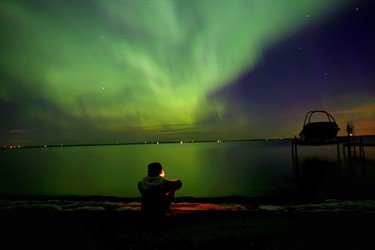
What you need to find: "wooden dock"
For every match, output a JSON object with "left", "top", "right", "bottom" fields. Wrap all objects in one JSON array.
[
  {"left": 341, "top": 138, "right": 375, "bottom": 160},
  {"left": 292, "top": 135, "right": 375, "bottom": 165}
]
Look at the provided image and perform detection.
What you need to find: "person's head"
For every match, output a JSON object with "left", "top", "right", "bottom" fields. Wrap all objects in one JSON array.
[{"left": 147, "top": 162, "right": 163, "bottom": 177}]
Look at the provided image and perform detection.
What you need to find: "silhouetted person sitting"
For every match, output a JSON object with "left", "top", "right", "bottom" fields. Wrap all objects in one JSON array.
[{"left": 138, "top": 162, "right": 182, "bottom": 217}]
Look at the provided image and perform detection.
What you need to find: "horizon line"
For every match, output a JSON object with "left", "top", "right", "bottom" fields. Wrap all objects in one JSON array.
[{"left": 2, "top": 134, "right": 375, "bottom": 149}]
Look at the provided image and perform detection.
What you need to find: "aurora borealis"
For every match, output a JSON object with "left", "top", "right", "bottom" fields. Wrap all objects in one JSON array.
[{"left": 0, "top": 0, "right": 374, "bottom": 145}]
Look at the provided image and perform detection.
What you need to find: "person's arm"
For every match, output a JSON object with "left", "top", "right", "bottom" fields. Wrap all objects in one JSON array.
[
  {"left": 137, "top": 181, "right": 143, "bottom": 192},
  {"left": 164, "top": 179, "right": 182, "bottom": 191}
]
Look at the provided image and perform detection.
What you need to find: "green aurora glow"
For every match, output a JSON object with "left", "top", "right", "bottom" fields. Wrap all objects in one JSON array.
[{"left": 0, "top": 0, "right": 369, "bottom": 145}]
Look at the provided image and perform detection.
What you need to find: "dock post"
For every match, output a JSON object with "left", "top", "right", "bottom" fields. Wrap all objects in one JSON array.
[
  {"left": 359, "top": 136, "right": 365, "bottom": 159},
  {"left": 347, "top": 135, "right": 352, "bottom": 161},
  {"left": 336, "top": 138, "right": 341, "bottom": 163},
  {"left": 292, "top": 136, "right": 298, "bottom": 163},
  {"left": 292, "top": 136, "right": 299, "bottom": 179}
]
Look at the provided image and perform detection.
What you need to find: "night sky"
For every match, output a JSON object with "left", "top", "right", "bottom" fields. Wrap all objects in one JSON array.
[{"left": 1, "top": 0, "right": 374, "bottom": 146}]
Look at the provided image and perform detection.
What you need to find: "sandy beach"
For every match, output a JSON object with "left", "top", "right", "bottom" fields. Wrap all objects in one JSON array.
[{"left": 1, "top": 195, "right": 375, "bottom": 250}]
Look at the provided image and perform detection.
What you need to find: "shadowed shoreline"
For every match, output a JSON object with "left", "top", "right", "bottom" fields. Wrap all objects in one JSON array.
[
  {"left": 2, "top": 178, "right": 375, "bottom": 250},
  {"left": 1, "top": 195, "right": 375, "bottom": 250}
]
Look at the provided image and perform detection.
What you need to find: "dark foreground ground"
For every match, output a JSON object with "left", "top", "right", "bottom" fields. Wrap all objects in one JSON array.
[{"left": 1, "top": 195, "right": 375, "bottom": 250}]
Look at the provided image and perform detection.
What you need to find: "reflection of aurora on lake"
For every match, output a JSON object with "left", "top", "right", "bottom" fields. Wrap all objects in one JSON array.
[{"left": 1, "top": 140, "right": 375, "bottom": 199}]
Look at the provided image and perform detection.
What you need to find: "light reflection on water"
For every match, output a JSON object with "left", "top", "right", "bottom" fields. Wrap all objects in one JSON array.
[{"left": 0, "top": 140, "right": 374, "bottom": 199}]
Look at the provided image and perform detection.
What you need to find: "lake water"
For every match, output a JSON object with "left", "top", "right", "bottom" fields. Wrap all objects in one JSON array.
[{"left": 1, "top": 139, "right": 375, "bottom": 200}]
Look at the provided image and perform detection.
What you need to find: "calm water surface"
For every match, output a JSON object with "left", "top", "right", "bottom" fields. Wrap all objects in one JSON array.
[{"left": 1, "top": 140, "right": 374, "bottom": 199}]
